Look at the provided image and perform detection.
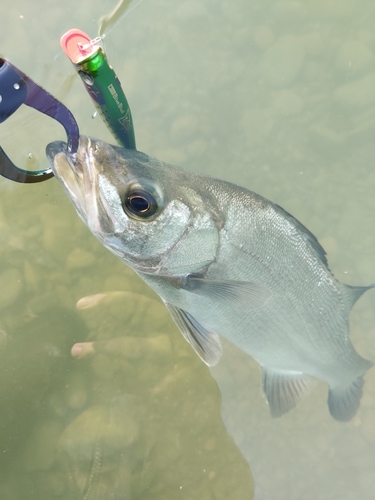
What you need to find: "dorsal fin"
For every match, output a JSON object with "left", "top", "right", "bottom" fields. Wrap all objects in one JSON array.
[{"left": 274, "top": 204, "right": 328, "bottom": 268}]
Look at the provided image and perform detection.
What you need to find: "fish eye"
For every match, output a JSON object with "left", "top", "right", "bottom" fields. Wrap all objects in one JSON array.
[{"left": 124, "top": 189, "right": 158, "bottom": 219}]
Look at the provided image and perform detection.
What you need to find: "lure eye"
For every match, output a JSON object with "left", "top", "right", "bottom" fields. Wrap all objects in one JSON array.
[{"left": 124, "top": 189, "right": 158, "bottom": 219}]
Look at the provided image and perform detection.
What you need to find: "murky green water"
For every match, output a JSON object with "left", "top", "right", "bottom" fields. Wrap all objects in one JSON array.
[{"left": 1, "top": 0, "right": 375, "bottom": 498}]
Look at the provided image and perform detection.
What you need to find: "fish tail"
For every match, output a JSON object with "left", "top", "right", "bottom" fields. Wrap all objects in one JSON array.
[
  {"left": 327, "top": 360, "right": 373, "bottom": 421},
  {"left": 341, "top": 283, "right": 375, "bottom": 312}
]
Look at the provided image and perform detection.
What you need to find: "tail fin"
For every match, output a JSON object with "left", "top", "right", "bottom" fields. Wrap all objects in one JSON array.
[
  {"left": 328, "top": 375, "right": 368, "bottom": 421},
  {"left": 341, "top": 283, "right": 375, "bottom": 313}
]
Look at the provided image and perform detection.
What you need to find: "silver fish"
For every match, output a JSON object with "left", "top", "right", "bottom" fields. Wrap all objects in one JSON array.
[{"left": 46, "top": 137, "right": 374, "bottom": 421}]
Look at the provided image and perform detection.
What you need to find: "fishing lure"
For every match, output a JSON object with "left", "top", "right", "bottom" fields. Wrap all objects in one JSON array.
[
  {"left": 61, "top": 29, "right": 136, "bottom": 150},
  {"left": 0, "top": 57, "right": 79, "bottom": 183}
]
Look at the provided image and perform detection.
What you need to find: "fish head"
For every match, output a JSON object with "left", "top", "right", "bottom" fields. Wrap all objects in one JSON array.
[{"left": 46, "top": 137, "right": 221, "bottom": 275}]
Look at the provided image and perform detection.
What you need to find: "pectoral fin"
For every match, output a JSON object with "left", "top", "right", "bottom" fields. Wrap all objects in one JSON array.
[
  {"left": 164, "top": 302, "right": 222, "bottom": 366},
  {"left": 261, "top": 367, "right": 312, "bottom": 418},
  {"left": 184, "top": 276, "right": 271, "bottom": 309}
]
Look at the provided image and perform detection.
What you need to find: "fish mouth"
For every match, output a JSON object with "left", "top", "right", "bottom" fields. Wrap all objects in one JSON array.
[
  {"left": 46, "top": 136, "right": 103, "bottom": 234},
  {"left": 45, "top": 140, "right": 67, "bottom": 163},
  {"left": 46, "top": 137, "right": 89, "bottom": 179}
]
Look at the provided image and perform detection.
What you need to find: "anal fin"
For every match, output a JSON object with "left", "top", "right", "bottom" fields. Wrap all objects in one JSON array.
[{"left": 261, "top": 367, "right": 312, "bottom": 418}]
